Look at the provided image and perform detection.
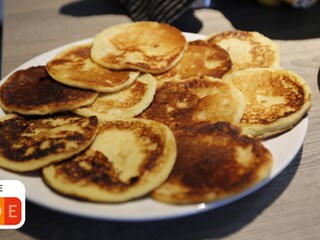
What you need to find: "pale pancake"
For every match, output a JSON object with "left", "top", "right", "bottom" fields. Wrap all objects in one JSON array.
[
  {"left": 0, "top": 66, "right": 98, "bottom": 115},
  {"left": 225, "top": 68, "right": 311, "bottom": 138},
  {"left": 46, "top": 44, "right": 139, "bottom": 92},
  {"left": 74, "top": 73, "right": 156, "bottom": 120},
  {"left": 139, "top": 76, "right": 246, "bottom": 130},
  {"left": 151, "top": 121, "right": 272, "bottom": 204},
  {"left": 42, "top": 119, "right": 177, "bottom": 203},
  {"left": 0, "top": 114, "right": 98, "bottom": 172},
  {"left": 91, "top": 21, "right": 187, "bottom": 74},
  {"left": 206, "top": 30, "right": 280, "bottom": 74},
  {"left": 154, "top": 40, "right": 232, "bottom": 85}
]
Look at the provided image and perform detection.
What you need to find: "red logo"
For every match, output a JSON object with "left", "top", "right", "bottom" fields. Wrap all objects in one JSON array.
[
  {"left": 0, "top": 197, "right": 22, "bottom": 225},
  {"left": 0, "top": 180, "right": 25, "bottom": 229}
]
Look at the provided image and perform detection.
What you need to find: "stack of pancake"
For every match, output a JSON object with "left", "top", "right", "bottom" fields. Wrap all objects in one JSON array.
[{"left": 0, "top": 22, "right": 311, "bottom": 204}]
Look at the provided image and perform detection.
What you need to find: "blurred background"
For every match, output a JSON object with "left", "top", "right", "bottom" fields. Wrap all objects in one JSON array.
[{"left": 59, "top": 0, "right": 320, "bottom": 40}]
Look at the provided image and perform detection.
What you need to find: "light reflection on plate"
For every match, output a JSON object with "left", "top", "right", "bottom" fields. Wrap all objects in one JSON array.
[{"left": 0, "top": 33, "right": 308, "bottom": 221}]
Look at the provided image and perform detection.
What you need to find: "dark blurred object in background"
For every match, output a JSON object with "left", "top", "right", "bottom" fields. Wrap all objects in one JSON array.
[
  {"left": 256, "top": 0, "right": 318, "bottom": 8},
  {"left": 119, "top": 0, "right": 196, "bottom": 23},
  {"left": 215, "top": 0, "right": 320, "bottom": 39},
  {"left": 119, "top": 0, "right": 319, "bottom": 24},
  {"left": 59, "top": 0, "right": 320, "bottom": 40}
]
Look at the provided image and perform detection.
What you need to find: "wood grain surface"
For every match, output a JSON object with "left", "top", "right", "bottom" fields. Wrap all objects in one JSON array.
[{"left": 1, "top": 1, "right": 320, "bottom": 239}]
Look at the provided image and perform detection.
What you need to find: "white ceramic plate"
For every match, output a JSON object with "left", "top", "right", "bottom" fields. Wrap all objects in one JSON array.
[{"left": 0, "top": 33, "right": 308, "bottom": 221}]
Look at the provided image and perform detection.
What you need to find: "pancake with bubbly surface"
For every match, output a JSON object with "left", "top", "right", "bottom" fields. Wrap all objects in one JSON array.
[
  {"left": 46, "top": 44, "right": 139, "bottom": 92},
  {"left": 42, "top": 119, "right": 176, "bottom": 202},
  {"left": 151, "top": 121, "right": 272, "bottom": 204},
  {"left": 139, "top": 76, "right": 246, "bottom": 130},
  {"left": 0, "top": 66, "right": 98, "bottom": 115},
  {"left": 0, "top": 114, "right": 98, "bottom": 172},
  {"left": 206, "top": 30, "right": 280, "bottom": 74},
  {"left": 225, "top": 68, "right": 311, "bottom": 138},
  {"left": 74, "top": 73, "right": 156, "bottom": 120},
  {"left": 154, "top": 40, "right": 232, "bottom": 85},
  {"left": 91, "top": 21, "right": 187, "bottom": 74}
]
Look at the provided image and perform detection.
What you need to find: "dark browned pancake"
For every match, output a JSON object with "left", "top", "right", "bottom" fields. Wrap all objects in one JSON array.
[
  {"left": 139, "top": 76, "right": 246, "bottom": 130},
  {"left": 151, "top": 122, "right": 272, "bottom": 204},
  {"left": 0, "top": 114, "right": 98, "bottom": 172},
  {"left": 42, "top": 119, "right": 176, "bottom": 202},
  {"left": 0, "top": 66, "right": 98, "bottom": 115},
  {"left": 154, "top": 40, "right": 232, "bottom": 85}
]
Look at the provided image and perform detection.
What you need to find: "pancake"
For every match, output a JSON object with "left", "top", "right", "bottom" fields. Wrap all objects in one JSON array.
[
  {"left": 151, "top": 121, "right": 272, "bottom": 204},
  {"left": 225, "top": 68, "right": 311, "bottom": 138},
  {"left": 74, "top": 73, "right": 156, "bottom": 120},
  {"left": 0, "top": 66, "right": 98, "bottom": 115},
  {"left": 206, "top": 30, "right": 280, "bottom": 74},
  {"left": 46, "top": 44, "right": 139, "bottom": 92},
  {"left": 42, "top": 119, "right": 177, "bottom": 203},
  {"left": 154, "top": 40, "right": 232, "bottom": 85},
  {"left": 139, "top": 76, "right": 246, "bottom": 130},
  {"left": 0, "top": 114, "right": 98, "bottom": 172},
  {"left": 91, "top": 21, "right": 187, "bottom": 74}
]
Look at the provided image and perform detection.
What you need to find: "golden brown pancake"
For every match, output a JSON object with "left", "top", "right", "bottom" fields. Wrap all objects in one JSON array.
[
  {"left": 225, "top": 68, "right": 311, "bottom": 138},
  {"left": 151, "top": 121, "right": 272, "bottom": 204},
  {"left": 0, "top": 114, "right": 98, "bottom": 172},
  {"left": 91, "top": 21, "right": 187, "bottom": 74},
  {"left": 46, "top": 44, "right": 139, "bottom": 92},
  {"left": 206, "top": 30, "right": 280, "bottom": 74},
  {"left": 42, "top": 119, "right": 177, "bottom": 203},
  {"left": 74, "top": 73, "right": 156, "bottom": 120},
  {"left": 0, "top": 66, "right": 98, "bottom": 115},
  {"left": 139, "top": 76, "right": 246, "bottom": 130},
  {"left": 154, "top": 40, "right": 232, "bottom": 85}
]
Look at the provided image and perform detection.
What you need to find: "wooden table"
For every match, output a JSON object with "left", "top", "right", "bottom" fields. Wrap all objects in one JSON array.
[{"left": 1, "top": 1, "right": 320, "bottom": 239}]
